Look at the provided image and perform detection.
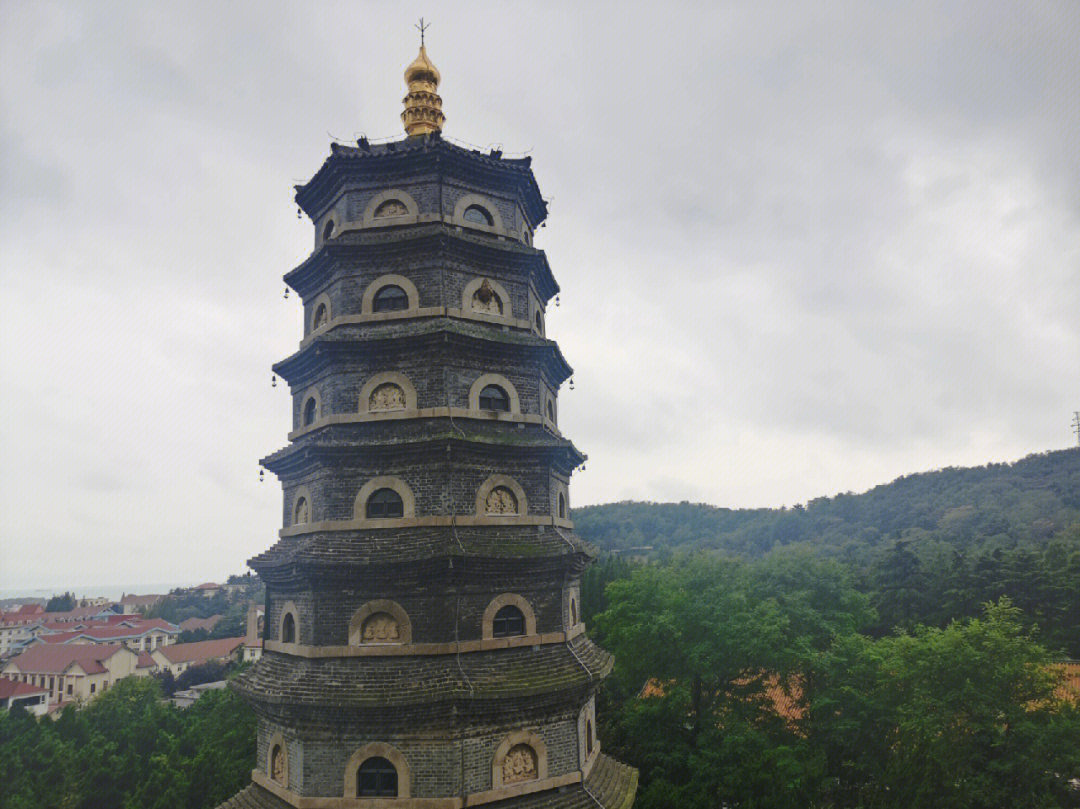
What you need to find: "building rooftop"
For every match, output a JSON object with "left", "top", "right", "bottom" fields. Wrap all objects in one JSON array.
[
  {"left": 4, "top": 643, "right": 130, "bottom": 675},
  {"left": 156, "top": 637, "right": 245, "bottom": 665},
  {"left": 0, "top": 678, "right": 48, "bottom": 699}
]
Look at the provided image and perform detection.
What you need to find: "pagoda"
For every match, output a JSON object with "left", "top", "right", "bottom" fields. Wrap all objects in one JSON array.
[{"left": 218, "top": 41, "right": 638, "bottom": 809}]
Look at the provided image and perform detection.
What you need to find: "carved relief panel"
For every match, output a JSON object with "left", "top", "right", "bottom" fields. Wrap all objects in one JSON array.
[
  {"left": 361, "top": 613, "right": 402, "bottom": 643},
  {"left": 471, "top": 279, "right": 503, "bottom": 315},
  {"left": 369, "top": 383, "right": 407, "bottom": 412},
  {"left": 485, "top": 486, "right": 518, "bottom": 515},
  {"left": 502, "top": 744, "right": 538, "bottom": 784}
]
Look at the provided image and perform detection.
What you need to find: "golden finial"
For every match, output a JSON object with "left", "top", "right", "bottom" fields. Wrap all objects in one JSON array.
[{"left": 401, "top": 18, "right": 445, "bottom": 136}]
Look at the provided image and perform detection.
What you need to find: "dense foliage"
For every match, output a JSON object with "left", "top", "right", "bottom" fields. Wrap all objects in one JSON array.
[
  {"left": 0, "top": 676, "right": 254, "bottom": 809},
  {"left": 581, "top": 449, "right": 1080, "bottom": 656},
  {"left": 146, "top": 579, "right": 263, "bottom": 643},
  {"left": 595, "top": 554, "right": 1080, "bottom": 809}
]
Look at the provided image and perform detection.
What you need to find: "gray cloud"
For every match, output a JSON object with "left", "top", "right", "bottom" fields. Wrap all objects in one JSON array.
[{"left": 1, "top": 1, "right": 1077, "bottom": 589}]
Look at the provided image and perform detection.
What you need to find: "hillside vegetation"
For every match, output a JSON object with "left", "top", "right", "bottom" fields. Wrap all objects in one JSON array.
[{"left": 579, "top": 449, "right": 1080, "bottom": 655}]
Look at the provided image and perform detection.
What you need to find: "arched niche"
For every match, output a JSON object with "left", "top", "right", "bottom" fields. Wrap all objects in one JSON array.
[
  {"left": 358, "top": 371, "right": 417, "bottom": 413},
  {"left": 299, "top": 388, "right": 321, "bottom": 429},
  {"left": 461, "top": 277, "right": 514, "bottom": 319},
  {"left": 362, "top": 189, "right": 420, "bottom": 226},
  {"left": 348, "top": 600, "right": 412, "bottom": 646},
  {"left": 343, "top": 743, "right": 411, "bottom": 798},
  {"left": 290, "top": 486, "right": 313, "bottom": 526},
  {"left": 267, "top": 731, "right": 290, "bottom": 787},
  {"left": 468, "top": 374, "right": 521, "bottom": 414},
  {"left": 482, "top": 593, "right": 537, "bottom": 640},
  {"left": 353, "top": 476, "right": 416, "bottom": 521},
  {"left": 309, "top": 293, "right": 332, "bottom": 333},
  {"left": 361, "top": 274, "right": 420, "bottom": 314},
  {"left": 475, "top": 474, "right": 528, "bottom": 517},
  {"left": 279, "top": 601, "right": 300, "bottom": 644},
  {"left": 492, "top": 730, "right": 548, "bottom": 789}
]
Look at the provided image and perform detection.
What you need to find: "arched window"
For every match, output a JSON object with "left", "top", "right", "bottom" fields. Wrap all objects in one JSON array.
[
  {"left": 323, "top": 219, "right": 334, "bottom": 240},
  {"left": 463, "top": 204, "right": 494, "bottom": 226},
  {"left": 271, "top": 744, "right": 286, "bottom": 784},
  {"left": 303, "top": 397, "right": 318, "bottom": 426},
  {"left": 492, "top": 605, "right": 525, "bottom": 637},
  {"left": 546, "top": 401, "right": 555, "bottom": 422},
  {"left": 471, "top": 279, "right": 503, "bottom": 315},
  {"left": 478, "top": 384, "right": 510, "bottom": 412},
  {"left": 372, "top": 284, "right": 409, "bottom": 312},
  {"left": 558, "top": 492, "right": 566, "bottom": 519},
  {"left": 357, "top": 757, "right": 398, "bottom": 797},
  {"left": 369, "top": 383, "right": 406, "bottom": 412},
  {"left": 293, "top": 497, "right": 309, "bottom": 525},
  {"left": 281, "top": 613, "right": 296, "bottom": 644},
  {"left": 374, "top": 199, "right": 409, "bottom": 219},
  {"left": 586, "top": 721, "right": 593, "bottom": 755},
  {"left": 313, "top": 302, "right": 329, "bottom": 330},
  {"left": 485, "top": 486, "right": 518, "bottom": 515},
  {"left": 366, "top": 488, "right": 404, "bottom": 519},
  {"left": 535, "top": 311, "right": 543, "bottom": 333},
  {"left": 570, "top": 598, "right": 578, "bottom": 625}
]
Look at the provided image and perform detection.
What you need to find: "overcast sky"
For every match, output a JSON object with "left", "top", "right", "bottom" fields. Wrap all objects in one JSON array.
[{"left": 2, "top": 1, "right": 1078, "bottom": 592}]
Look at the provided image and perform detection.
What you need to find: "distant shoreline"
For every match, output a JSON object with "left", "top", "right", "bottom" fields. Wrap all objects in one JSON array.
[{"left": 0, "top": 582, "right": 201, "bottom": 602}]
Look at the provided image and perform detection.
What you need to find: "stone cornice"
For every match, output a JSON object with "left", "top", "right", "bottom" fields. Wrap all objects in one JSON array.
[{"left": 263, "top": 624, "right": 586, "bottom": 659}]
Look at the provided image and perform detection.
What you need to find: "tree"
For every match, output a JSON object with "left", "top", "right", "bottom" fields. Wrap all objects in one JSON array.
[{"left": 44, "top": 592, "right": 75, "bottom": 612}]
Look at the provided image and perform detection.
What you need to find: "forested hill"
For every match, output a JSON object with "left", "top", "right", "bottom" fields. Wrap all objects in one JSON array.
[{"left": 573, "top": 448, "right": 1080, "bottom": 562}]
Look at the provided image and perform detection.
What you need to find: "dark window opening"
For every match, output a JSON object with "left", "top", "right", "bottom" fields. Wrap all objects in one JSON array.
[
  {"left": 323, "top": 220, "right": 334, "bottom": 241},
  {"left": 281, "top": 612, "right": 296, "bottom": 643},
  {"left": 357, "top": 757, "right": 398, "bottom": 797},
  {"left": 558, "top": 493, "right": 566, "bottom": 519},
  {"left": 463, "top": 204, "right": 494, "bottom": 226},
  {"left": 535, "top": 311, "right": 543, "bottom": 333},
  {"left": 366, "top": 488, "right": 404, "bottom": 519},
  {"left": 492, "top": 605, "right": 526, "bottom": 637},
  {"left": 478, "top": 384, "right": 510, "bottom": 412},
  {"left": 313, "top": 303, "right": 328, "bottom": 330},
  {"left": 303, "top": 398, "right": 318, "bottom": 426},
  {"left": 372, "top": 284, "right": 409, "bottom": 312},
  {"left": 571, "top": 598, "right": 578, "bottom": 625},
  {"left": 586, "top": 720, "right": 594, "bottom": 755},
  {"left": 546, "top": 401, "right": 555, "bottom": 422}
]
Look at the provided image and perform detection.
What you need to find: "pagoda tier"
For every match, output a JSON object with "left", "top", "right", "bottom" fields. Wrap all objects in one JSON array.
[{"left": 218, "top": 58, "right": 635, "bottom": 808}]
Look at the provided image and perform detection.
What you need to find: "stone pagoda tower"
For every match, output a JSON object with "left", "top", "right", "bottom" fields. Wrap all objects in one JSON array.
[{"left": 218, "top": 42, "right": 637, "bottom": 809}]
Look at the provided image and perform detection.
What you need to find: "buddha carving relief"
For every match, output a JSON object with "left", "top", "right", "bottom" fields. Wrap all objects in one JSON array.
[
  {"left": 271, "top": 745, "right": 285, "bottom": 784},
  {"left": 485, "top": 486, "right": 518, "bottom": 515},
  {"left": 294, "top": 497, "right": 310, "bottom": 525},
  {"left": 369, "top": 383, "right": 406, "bottom": 412},
  {"left": 374, "top": 199, "right": 409, "bottom": 218},
  {"left": 361, "top": 612, "right": 401, "bottom": 643},
  {"left": 502, "top": 744, "right": 538, "bottom": 784},
  {"left": 471, "top": 279, "right": 503, "bottom": 315}
]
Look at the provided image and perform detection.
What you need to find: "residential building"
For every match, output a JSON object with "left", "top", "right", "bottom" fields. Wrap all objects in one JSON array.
[
  {"left": 151, "top": 637, "right": 245, "bottom": 677},
  {"left": 0, "top": 678, "right": 49, "bottom": 716},
  {"left": 180, "top": 615, "right": 224, "bottom": 633},
  {"left": 2, "top": 644, "right": 140, "bottom": 705}
]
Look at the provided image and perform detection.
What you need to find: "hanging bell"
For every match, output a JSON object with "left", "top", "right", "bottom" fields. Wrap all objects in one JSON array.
[
  {"left": 555, "top": 295, "right": 561, "bottom": 307},
  {"left": 568, "top": 377, "right": 574, "bottom": 390},
  {"left": 271, "top": 374, "right": 277, "bottom": 388},
  {"left": 283, "top": 288, "right": 289, "bottom": 299},
  {"left": 297, "top": 207, "right": 302, "bottom": 219},
  {"left": 259, "top": 469, "right": 264, "bottom": 482}
]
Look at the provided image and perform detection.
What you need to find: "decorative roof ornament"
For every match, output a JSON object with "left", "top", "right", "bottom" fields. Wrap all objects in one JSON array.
[{"left": 402, "top": 18, "right": 445, "bottom": 136}]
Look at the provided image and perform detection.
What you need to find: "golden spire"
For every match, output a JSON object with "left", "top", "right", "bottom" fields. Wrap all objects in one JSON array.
[{"left": 401, "top": 19, "right": 445, "bottom": 136}]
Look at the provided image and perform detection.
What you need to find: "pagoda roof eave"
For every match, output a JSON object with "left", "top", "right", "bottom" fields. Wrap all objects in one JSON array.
[
  {"left": 293, "top": 135, "right": 547, "bottom": 227},
  {"left": 283, "top": 222, "right": 559, "bottom": 302},
  {"left": 271, "top": 321, "right": 573, "bottom": 385}
]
